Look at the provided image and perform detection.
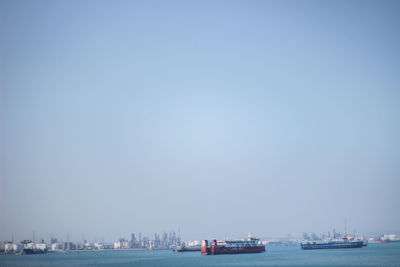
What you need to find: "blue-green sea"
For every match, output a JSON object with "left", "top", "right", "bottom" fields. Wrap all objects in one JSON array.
[{"left": 1, "top": 243, "right": 399, "bottom": 267}]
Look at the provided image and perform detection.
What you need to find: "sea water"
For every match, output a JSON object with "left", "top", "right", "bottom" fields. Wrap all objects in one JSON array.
[{"left": 1, "top": 243, "right": 399, "bottom": 267}]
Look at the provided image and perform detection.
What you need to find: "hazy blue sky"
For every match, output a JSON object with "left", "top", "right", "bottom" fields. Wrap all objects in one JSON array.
[{"left": 1, "top": 0, "right": 400, "bottom": 242}]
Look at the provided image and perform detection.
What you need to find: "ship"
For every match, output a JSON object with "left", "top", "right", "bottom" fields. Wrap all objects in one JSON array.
[
  {"left": 22, "top": 248, "right": 48, "bottom": 255},
  {"left": 173, "top": 244, "right": 201, "bottom": 252},
  {"left": 201, "top": 236, "right": 265, "bottom": 255},
  {"left": 380, "top": 234, "right": 400, "bottom": 243},
  {"left": 381, "top": 239, "right": 400, "bottom": 243},
  {"left": 21, "top": 241, "right": 48, "bottom": 255},
  {"left": 300, "top": 237, "right": 363, "bottom": 250}
]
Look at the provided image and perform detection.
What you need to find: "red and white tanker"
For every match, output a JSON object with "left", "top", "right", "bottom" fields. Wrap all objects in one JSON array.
[{"left": 201, "top": 236, "right": 265, "bottom": 255}]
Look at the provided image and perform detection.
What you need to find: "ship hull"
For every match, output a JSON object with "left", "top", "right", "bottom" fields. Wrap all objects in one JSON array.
[
  {"left": 22, "top": 249, "right": 47, "bottom": 255},
  {"left": 174, "top": 247, "right": 201, "bottom": 252},
  {"left": 202, "top": 246, "right": 265, "bottom": 255},
  {"left": 301, "top": 242, "right": 363, "bottom": 250},
  {"left": 381, "top": 240, "right": 400, "bottom": 243},
  {"left": 214, "top": 246, "right": 265, "bottom": 254}
]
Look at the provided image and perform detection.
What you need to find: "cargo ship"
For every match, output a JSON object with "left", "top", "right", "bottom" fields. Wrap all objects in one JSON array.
[
  {"left": 201, "top": 236, "right": 265, "bottom": 255},
  {"left": 300, "top": 238, "right": 363, "bottom": 250}
]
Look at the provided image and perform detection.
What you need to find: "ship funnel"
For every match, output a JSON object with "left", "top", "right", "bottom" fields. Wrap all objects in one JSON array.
[{"left": 201, "top": 240, "right": 209, "bottom": 255}]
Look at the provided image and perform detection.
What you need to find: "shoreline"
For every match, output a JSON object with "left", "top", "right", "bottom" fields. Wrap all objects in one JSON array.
[
  {"left": 66, "top": 248, "right": 168, "bottom": 253},
  {"left": 0, "top": 248, "right": 172, "bottom": 255}
]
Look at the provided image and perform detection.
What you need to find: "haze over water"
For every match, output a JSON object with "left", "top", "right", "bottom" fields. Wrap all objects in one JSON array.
[{"left": 1, "top": 0, "right": 400, "bottom": 242}]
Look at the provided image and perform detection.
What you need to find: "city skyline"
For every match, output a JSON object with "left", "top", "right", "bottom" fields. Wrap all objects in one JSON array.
[
  {"left": 2, "top": 228, "right": 394, "bottom": 244},
  {"left": 1, "top": 0, "right": 400, "bottom": 242},
  {"left": 1, "top": 224, "right": 397, "bottom": 245}
]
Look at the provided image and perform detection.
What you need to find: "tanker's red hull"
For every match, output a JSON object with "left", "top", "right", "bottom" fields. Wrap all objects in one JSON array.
[{"left": 202, "top": 245, "right": 265, "bottom": 255}]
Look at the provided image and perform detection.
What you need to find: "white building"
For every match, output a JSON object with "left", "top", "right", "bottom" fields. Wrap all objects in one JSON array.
[
  {"left": 122, "top": 241, "right": 130, "bottom": 248},
  {"left": 94, "top": 242, "right": 103, "bottom": 250},
  {"left": 35, "top": 243, "right": 47, "bottom": 251},
  {"left": 114, "top": 241, "right": 121, "bottom": 249},
  {"left": 51, "top": 243, "right": 62, "bottom": 250},
  {"left": 4, "top": 243, "right": 17, "bottom": 252}
]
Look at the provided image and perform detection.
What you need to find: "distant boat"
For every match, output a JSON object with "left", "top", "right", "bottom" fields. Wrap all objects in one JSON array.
[
  {"left": 300, "top": 238, "right": 363, "bottom": 250},
  {"left": 380, "top": 239, "right": 400, "bottom": 243},
  {"left": 380, "top": 234, "right": 400, "bottom": 243},
  {"left": 21, "top": 242, "right": 48, "bottom": 255},
  {"left": 201, "top": 236, "right": 265, "bottom": 255},
  {"left": 22, "top": 248, "right": 48, "bottom": 255},
  {"left": 173, "top": 245, "right": 201, "bottom": 252}
]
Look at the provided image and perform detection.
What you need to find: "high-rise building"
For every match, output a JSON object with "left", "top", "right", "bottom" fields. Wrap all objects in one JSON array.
[
  {"left": 131, "top": 233, "right": 136, "bottom": 248},
  {"left": 302, "top": 232, "right": 310, "bottom": 240}
]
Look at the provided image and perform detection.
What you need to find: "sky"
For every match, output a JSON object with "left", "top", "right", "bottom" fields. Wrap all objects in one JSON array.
[{"left": 1, "top": 0, "right": 400, "bottom": 243}]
